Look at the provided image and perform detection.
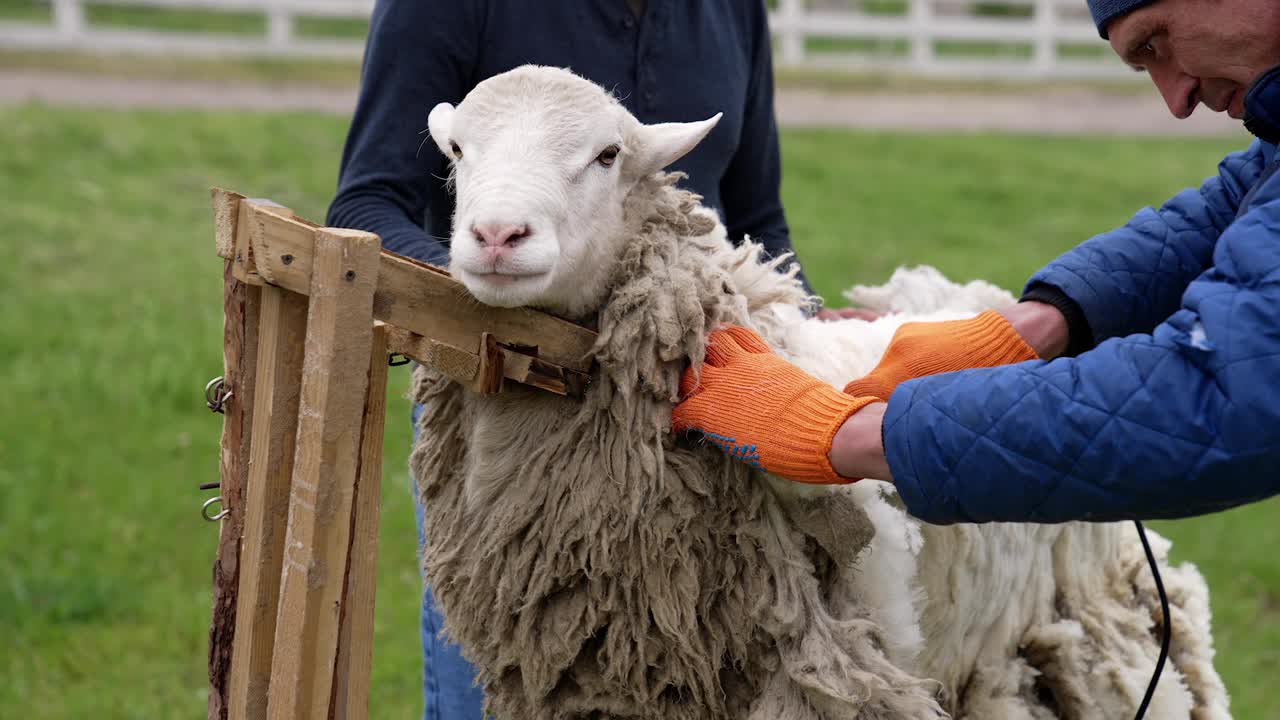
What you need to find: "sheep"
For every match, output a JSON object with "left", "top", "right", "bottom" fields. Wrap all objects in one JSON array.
[{"left": 411, "top": 64, "right": 1230, "bottom": 719}]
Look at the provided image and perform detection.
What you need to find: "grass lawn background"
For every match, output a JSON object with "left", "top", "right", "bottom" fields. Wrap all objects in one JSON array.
[{"left": 0, "top": 104, "right": 1275, "bottom": 719}]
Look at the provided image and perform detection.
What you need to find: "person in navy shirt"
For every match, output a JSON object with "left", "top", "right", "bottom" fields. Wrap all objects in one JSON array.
[{"left": 325, "top": 3, "right": 860, "bottom": 717}]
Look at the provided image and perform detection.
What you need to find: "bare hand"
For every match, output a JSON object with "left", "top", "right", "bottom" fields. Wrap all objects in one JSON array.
[{"left": 816, "top": 307, "right": 881, "bottom": 322}]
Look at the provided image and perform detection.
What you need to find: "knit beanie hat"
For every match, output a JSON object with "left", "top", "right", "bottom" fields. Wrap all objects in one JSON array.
[{"left": 1087, "top": 0, "right": 1156, "bottom": 38}]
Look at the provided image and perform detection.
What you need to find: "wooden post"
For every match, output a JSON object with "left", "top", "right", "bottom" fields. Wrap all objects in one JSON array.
[
  {"left": 226, "top": 285, "right": 310, "bottom": 720},
  {"left": 208, "top": 263, "right": 261, "bottom": 720},
  {"left": 775, "top": 0, "right": 804, "bottom": 66},
  {"left": 266, "top": 228, "right": 381, "bottom": 720},
  {"left": 909, "top": 0, "right": 935, "bottom": 74},
  {"left": 52, "top": 0, "right": 84, "bottom": 40},
  {"left": 330, "top": 324, "right": 389, "bottom": 720},
  {"left": 1032, "top": 0, "right": 1056, "bottom": 77}
]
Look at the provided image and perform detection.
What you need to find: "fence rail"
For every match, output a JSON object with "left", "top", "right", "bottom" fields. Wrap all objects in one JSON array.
[{"left": 0, "top": 0, "right": 1131, "bottom": 78}]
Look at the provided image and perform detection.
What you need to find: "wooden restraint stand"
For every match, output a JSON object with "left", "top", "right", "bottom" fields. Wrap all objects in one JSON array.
[{"left": 205, "top": 188, "right": 596, "bottom": 720}]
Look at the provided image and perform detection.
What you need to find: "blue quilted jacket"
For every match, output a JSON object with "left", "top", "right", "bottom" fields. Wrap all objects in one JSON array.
[{"left": 885, "top": 70, "right": 1280, "bottom": 524}]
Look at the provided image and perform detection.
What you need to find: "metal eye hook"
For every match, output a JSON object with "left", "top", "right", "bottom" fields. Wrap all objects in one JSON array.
[
  {"left": 205, "top": 376, "right": 233, "bottom": 414},
  {"left": 202, "top": 495, "right": 229, "bottom": 522}
]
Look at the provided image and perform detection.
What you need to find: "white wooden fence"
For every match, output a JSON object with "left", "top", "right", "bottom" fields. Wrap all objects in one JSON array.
[
  {"left": 0, "top": 0, "right": 1130, "bottom": 79},
  {"left": 0, "top": 0, "right": 372, "bottom": 59}
]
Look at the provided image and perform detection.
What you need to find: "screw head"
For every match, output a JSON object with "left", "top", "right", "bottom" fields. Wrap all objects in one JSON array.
[
  {"left": 344, "top": 270, "right": 356, "bottom": 281},
  {"left": 281, "top": 254, "right": 294, "bottom": 265}
]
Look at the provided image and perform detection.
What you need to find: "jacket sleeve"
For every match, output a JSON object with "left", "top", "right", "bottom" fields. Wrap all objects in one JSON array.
[
  {"left": 1025, "top": 141, "right": 1269, "bottom": 346},
  {"left": 325, "top": 0, "right": 481, "bottom": 265},
  {"left": 884, "top": 188, "right": 1280, "bottom": 525},
  {"left": 717, "top": 1, "right": 814, "bottom": 296}
]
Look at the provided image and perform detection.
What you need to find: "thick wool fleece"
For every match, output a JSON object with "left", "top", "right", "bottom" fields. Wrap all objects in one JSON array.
[
  {"left": 410, "top": 174, "right": 945, "bottom": 719},
  {"left": 782, "top": 271, "right": 1230, "bottom": 720}
]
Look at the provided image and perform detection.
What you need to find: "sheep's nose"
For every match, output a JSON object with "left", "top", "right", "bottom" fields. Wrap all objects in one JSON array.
[{"left": 472, "top": 223, "right": 529, "bottom": 248}]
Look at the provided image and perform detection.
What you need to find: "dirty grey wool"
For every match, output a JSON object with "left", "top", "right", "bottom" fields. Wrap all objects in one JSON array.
[{"left": 410, "top": 174, "right": 945, "bottom": 719}]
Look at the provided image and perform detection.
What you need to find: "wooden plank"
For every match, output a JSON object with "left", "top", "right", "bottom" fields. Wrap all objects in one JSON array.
[
  {"left": 498, "top": 349, "right": 590, "bottom": 398},
  {"left": 383, "top": 325, "right": 479, "bottom": 385},
  {"left": 374, "top": 250, "right": 595, "bottom": 373},
  {"left": 208, "top": 262, "right": 262, "bottom": 720},
  {"left": 234, "top": 198, "right": 296, "bottom": 286},
  {"left": 212, "top": 187, "right": 247, "bottom": 260},
  {"left": 232, "top": 198, "right": 260, "bottom": 284},
  {"left": 475, "top": 333, "right": 504, "bottom": 394},
  {"left": 267, "top": 228, "right": 381, "bottom": 720},
  {"left": 383, "top": 325, "right": 590, "bottom": 398},
  {"left": 242, "top": 199, "right": 313, "bottom": 291},
  {"left": 237, "top": 201, "right": 596, "bottom": 373},
  {"left": 329, "top": 324, "right": 387, "bottom": 720},
  {"left": 227, "top": 285, "right": 309, "bottom": 720}
]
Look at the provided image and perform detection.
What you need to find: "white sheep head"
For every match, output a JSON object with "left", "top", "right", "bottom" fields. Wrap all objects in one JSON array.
[{"left": 428, "top": 65, "right": 721, "bottom": 317}]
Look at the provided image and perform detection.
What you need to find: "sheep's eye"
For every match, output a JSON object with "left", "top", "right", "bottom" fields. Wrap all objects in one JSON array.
[
  {"left": 450, "top": 141, "right": 462, "bottom": 159},
  {"left": 596, "top": 145, "right": 620, "bottom": 167}
]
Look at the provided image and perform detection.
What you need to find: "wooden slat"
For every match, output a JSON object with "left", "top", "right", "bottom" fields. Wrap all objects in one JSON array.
[
  {"left": 383, "top": 325, "right": 479, "bottom": 384},
  {"left": 329, "top": 324, "right": 387, "bottom": 720},
  {"left": 383, "top": 325, "right": 591, "bottom": 398},
  {"left": 238, "top": 201, "right": 596, "bottom": 373},
  {"left": 372, "top": 250, "right": 594, "bottom": 373},
  {"left": 227, "top": 285, "right": 310, "bottom": 720},
  {"left": 212, "top": 187, "right": 246, "bottom": 260},
  {"left": 475, "top": 333, "right": 504, "bottom": 394},
  {"left": 267, "top": 228, "right": 381, "bottom": 720},
  {"left": 232, "top": 199, "right": 262, "bottom": 285},
  {"left": 208, "top": 263, "right": 262, "bottom": 720},
  {"left": 242, "top": 199, "right": 313, "bottom": 291},
  {"left": 498, "top": 349, "right": 590, "bottom": 398}
]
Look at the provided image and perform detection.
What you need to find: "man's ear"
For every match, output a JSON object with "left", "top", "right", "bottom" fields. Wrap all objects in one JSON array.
[
  {"left": 427, "top": 102, "right": 457, "bottom": 159},
  {"left": 627, "top": 113, "right": 722, "bottom": 178}
]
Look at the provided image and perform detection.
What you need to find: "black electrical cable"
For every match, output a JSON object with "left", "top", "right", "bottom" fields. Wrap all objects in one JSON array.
[{"left": 1133, "top": 520, "right": 1172, "bottom": 720}]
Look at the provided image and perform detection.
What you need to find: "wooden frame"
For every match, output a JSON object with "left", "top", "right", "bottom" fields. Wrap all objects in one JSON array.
[{"left": 204, "top": 188, "right": 596, "bottom": 720}]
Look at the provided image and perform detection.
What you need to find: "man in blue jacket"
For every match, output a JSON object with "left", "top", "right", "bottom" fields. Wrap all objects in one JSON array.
[
  {"left": 675, "top": 0, "right": 1280, "bottom": 523},
  {"left": 326, "top": 2, "right": 868, "bottom": 718}
]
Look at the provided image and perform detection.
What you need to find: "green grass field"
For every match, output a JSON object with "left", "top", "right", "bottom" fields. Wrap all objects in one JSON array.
[{"left": 0, "top": 104, "right": 1275, "bottom": 719}]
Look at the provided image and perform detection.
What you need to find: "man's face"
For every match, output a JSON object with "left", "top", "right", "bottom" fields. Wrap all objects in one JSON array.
[{"left": 1107, "top": 0, "right": 1280, "bottom": 119}]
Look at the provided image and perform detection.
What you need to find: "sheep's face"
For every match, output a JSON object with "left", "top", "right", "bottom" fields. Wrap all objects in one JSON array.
[{"left": 428, "top": 65, "right": 720, "bottom": 316}]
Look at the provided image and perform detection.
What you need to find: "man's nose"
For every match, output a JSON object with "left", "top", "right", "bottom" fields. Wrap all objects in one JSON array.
[{"left": 1149, "top": 64, "right": 1199, "bottom": 119}]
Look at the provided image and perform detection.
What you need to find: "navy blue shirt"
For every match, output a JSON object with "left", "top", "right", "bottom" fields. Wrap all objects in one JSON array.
[{"left": 326, "top": 0, "right": 810, "bottom": 290}]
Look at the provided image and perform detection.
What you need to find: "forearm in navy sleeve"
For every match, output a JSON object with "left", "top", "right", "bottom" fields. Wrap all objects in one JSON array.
[
  {"left": 1023, "top": 141, "right": 1267, "bottom": 347},
  {"left": 716, "top": 2, "right": 814, "bottom": 297},
  {"left": 885, "top": 197, "right": 1280, "bottom": 524},
  {"left": 327, "top": 188, "right": 450, "bottom": 266},
  {"left": 325, "top": 0, "right": 479, "bottom": 267}
]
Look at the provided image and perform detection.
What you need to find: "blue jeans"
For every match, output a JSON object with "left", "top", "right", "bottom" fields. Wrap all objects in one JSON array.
[{"left": 412, "top": 402, "right": 486, "bottom": 720}]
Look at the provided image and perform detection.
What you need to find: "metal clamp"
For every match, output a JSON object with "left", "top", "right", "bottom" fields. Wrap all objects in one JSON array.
[
  {"left": 205, "top": 376, "right": 233, "bottom": 414},
  {"left": 202, "top": 495, "right": 229, "bottom": 522}
]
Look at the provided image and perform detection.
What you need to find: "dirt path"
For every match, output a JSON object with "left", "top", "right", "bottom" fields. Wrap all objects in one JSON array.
[{"left": 0, "top": 69, "right": 1247, "bottom": 137}]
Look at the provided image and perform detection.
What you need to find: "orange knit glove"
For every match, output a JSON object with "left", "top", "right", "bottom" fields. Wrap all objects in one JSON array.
[
  {"left": 843, "top": 310, "right": 1039, "bottom": 400},
  {"left": 672, "top": 326, "right": 879, "bottom": 485}
]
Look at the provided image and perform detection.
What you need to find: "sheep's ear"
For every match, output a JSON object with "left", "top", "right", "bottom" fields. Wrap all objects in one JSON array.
[
  {"left": 629, "top": 113, "right": 722, "bottom": 177},
  {"left": 427, "top": 102, "right": 457, "bottom": 158}
]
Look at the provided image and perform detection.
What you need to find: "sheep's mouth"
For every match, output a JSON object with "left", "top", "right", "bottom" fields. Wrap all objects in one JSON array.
[{"left": 464, "top": 270, "right": 549, "bottom": 286}]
